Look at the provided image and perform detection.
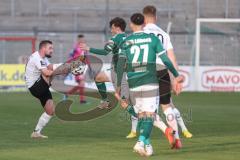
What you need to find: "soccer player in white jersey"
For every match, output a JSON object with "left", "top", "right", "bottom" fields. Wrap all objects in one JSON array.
[
  {"left": 127, "top": 5, "right": 193, "bottom": 149},
  {"left": 25, "top": 40, "right": 56, "bottom": 139}
]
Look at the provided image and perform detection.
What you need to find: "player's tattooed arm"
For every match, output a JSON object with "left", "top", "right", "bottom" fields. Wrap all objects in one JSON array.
[
  {"left": 47, "top": 64, "right": 54, "bottom": 70},
  {"left": 47, "top": 63, "right": 63, "bottom": 71},
  {"left": 51, "top": 63, "right": 71, "bottom": 76},
  {"left": 41, "top": 68, "right": 53, "bottom": 77}
]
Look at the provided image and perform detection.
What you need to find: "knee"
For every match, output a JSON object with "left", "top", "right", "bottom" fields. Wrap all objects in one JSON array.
[
  {"left": 44, "top": 100, "right": 55, "bottom": 116},
  {"left": 94, "top": 75, "right": 100, "bottom": 82},
  {"left": 161, "top": 104, "right": 170, "bottom": 111},
  {"left": 46, "top": 107, "right": 54, "bottom": 116}
]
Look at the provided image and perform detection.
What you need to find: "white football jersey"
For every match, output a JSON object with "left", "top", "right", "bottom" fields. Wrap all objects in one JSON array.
[
  {"left": 25, "top": 51, "right": 50, "bottom": 88},
  {"left": 143, "top": 23, "right": 173, "bottom": 70}
]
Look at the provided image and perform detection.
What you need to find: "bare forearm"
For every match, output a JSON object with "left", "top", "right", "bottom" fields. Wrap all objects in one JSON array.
[
  {"left": 167, "top": 49, "right": 179, "bottom": 70},
  {"left": 47, "top": 64, "right": 53, "bottom": 71},
  {"left": 41, "top": 69, "right": 53, "bottom": 77},
  {"left": 51, "top": 63, "right": 71, "bottom": 76},
  {"left": 160, "top": 54, "right": 179, "bottom": 77}
]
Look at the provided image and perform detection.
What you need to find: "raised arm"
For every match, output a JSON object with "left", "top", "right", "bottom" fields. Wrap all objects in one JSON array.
[{"left": 79, "top": 43, "right": 112, "bottom": 56}]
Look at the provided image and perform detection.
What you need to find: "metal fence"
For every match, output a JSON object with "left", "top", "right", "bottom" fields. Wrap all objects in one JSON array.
[{"left": 0, "top": 0, "right": 239, "bottom": 65}]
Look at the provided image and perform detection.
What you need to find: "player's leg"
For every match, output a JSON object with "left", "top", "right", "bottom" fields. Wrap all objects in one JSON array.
[
  {"left": 79, "top": 79, "right": 86, "bottom": 103},
  {"left": 170, "top": 100, "right": 193, "bottom": 138},
  {"left": 153, "top": 113, "right": 176, "bottom": 148},
  {"left": 126, "top": 84, "right": 173, "bottom": 142},
  {"left": 67, "top": 86, "right": 79, "bottom": 95},
  {"left": 95, "top": 72, "right": 110, "bottom": 101},
  {"left": 123, "top": 101, "right": 138, "bottom": 138},
  {"left": 76, "top": 75, "right": 86, "bottom": 104},
  {"left": 32, "top": 94, "right": 54, "bottom": 138},
  {"left": 94, "top": 70, "right": 112, "bottom": 108},
  {"left": 126, "top": 102, "right": 138, "bottom": 137},
  {"left": 129, "top": 86, "right": 145, "bottom": 156},
  {"left": 132, "top": 84, "right": 158, "bottom": 157},
  {"left": 126, "top": 102, "right": 176, "bottom": 147},
  {"left": 126, "top": 116, "right": 137, "bottom": 138},
  {"left": 136, "top": 113, "right": 154, "bottom": 157},
  {"left": 158, "top": 69, "right": 181, "bottom": 149},
  {"left": 95, "top": 82, "right": 108, "bottom": 100},
  {"left": 84, "top": 56, "right": 109, "bottom": 103},
  {"left": 118, "top": 72, "right": 137, "bottom": 138},
  {"left": 29, "top": 76, "right": 54, "bottom": 139},
  {"left": 145, "top": 139, "right": 153, "bottom": 157},
  {"left": 161, "top": 103, "right": 181, "bottom": 148},
  {"left": 95, "top": 71, "right": 111, "bottom": 82}
]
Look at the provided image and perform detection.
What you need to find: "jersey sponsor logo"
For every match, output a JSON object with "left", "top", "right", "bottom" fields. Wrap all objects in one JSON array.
[
  {"left": 201, "top": 68, "right": 240, "bottom": 91},
  {"left": 40, "top": 60, "right": 46, "bottom": 66}
]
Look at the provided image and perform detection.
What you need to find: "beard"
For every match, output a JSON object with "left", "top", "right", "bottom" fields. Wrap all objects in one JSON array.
[{"left": 45, "top": 53, "right": 52, "bottom": 58}]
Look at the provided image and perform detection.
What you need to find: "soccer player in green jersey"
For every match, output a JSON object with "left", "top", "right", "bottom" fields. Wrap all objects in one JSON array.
[
  {"left": 80, "top": 17, "right": 130, "bottom": 109},
  {"left": 126, "top": 5, "right": 192, "bottom": 148},
  {"left": 115, "top": 13, "right": 183, "bottom": 157},
  {"left": 81, "top": 17, "right": 175, "bottom": 147}
]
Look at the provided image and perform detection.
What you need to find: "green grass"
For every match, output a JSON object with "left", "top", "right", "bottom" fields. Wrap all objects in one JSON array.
[{"left": 0, "top": 92, "right": 240, "bottom": 160}]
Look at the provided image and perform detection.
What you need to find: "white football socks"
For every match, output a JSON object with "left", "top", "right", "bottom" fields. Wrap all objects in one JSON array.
[
  {"left": 164, "top": 107, "right": 179, "bottom": 139},
  {"left": 131, "top": 114, "right": 168, "bottom": 134},
  {"left": 131, "top": 115, "right": 138, "bottom": 132},
  {"left": 34, "top": 112, "right": 52, "bottom": 134},
  {"left": 153, "top": 114, "right": 167, "bottom": 133},
  {"left": 172, "top": 107, "right": 187, "bottom": 132}
]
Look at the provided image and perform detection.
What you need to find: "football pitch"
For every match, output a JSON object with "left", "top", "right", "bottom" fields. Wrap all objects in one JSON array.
[{"left": 0, "top": 92, "right": 240, "bottom": 160}]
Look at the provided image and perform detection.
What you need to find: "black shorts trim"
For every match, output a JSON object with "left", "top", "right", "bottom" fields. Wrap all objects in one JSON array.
[
  {"left": 157, "top": 69, "right": 171, "bottom": 105},
  {"left": 29, "top": 76, "right": 52, "bottom": 107}
]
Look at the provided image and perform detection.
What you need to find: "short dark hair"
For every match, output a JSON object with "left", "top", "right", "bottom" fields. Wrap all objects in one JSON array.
[
  {"left": 39, "top": 40, "right": 52, "bottom": 50},
  {"left": 77, "top": 34, "right": 84, "bottom": 38},
  {"left": 143, "top": 5, "right": 157, "bottom": 17},
  {"left": 130, "top": 13, "right": 144, "bottom": 25},
  {"left": 109, "top": 17, "right": 126, "bottom": 31}
]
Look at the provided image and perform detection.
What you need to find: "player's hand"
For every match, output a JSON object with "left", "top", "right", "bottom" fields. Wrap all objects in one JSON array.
[
  {"left": 172, "top": 81, "right": 182, "bottom": 96},
  {"left": 114, "top": 87, "right": 121, "bottom": 102},
  {"left": 172, "top": 75, "right": 184, "bottom": 95},
  {"left": 115, "top": 87, "right": 121, "bottom": 96},
  {"left": 114, "top": 90, "right": 128, "bottom": 109},
  {"left": 79, "top": 43, "right": 90, "bottom": 51},
  {"left": 176, "top": 75, "right": 184, "bottom": 83},
  {"left": 120, "top": 98, "right": 129, "bottom": 109},
  {"left": 114, "top": 91, "right": 121, "bottom": 101}
]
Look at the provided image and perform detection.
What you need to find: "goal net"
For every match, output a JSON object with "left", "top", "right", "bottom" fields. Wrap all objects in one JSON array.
[
  {"left": 0, "top": 36, "right": 36, "bottom": 91},
  {"left": 193, "top": 18, "right": 240, "bottom": 91},
  {"left": 196, "top": 18, "right": 240, "bottom": 66},
  {"left": 0, "top": 36, "right": 36, "bottom": 64}
]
